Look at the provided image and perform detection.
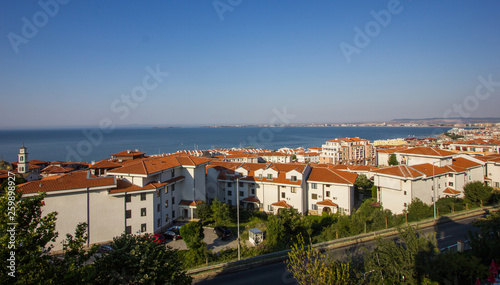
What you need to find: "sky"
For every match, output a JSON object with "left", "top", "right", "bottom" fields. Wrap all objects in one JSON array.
[{"left": 1, "top": 0, "right": 500, "bottom": 129}]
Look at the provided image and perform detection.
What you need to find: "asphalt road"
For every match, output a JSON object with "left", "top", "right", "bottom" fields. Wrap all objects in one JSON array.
[{"left": 194, "top": 214, "right": 484, "bottom": 285}]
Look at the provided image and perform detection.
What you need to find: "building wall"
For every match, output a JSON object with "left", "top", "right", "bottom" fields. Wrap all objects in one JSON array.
[
  {"left": 89, "top": 189, "right": 124, "bottom": 245},
  {"left": 487, "top": 162, "right": 500, "bottom": 188},
  {"left": 124, "top": 191, "right": 154, "bottom": 234}
]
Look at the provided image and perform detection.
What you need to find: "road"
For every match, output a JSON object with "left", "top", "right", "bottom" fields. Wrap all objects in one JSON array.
[{"left": 194, "top": 214, "right": 483, "bottom": 285}]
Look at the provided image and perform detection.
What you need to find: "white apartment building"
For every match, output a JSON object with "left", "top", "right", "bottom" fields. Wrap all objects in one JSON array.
[
  {"left": 396, "top": 147, "right": 456, "bottom": 167},
  {"left": 306, "top": 166, "right": 357, "bottom": 215},
  {"left": 320, "top": 137, "right": 375, "bottom": 165},
  {"left": 18, "top": 155, "right": 209, "bottom": 250}
]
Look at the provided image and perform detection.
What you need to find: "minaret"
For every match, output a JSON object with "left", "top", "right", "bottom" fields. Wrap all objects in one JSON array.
[{"left": 18, "top": 143, "right": 29, "bottom": 174}]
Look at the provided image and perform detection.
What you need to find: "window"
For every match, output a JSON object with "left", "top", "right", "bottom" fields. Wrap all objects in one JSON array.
[
  {"left": 258, "top": 174, "right": 263, "bottom": 179},
  {"left": 157, "top": 204, "right": 160, "bottom": 212},
  {"left": 267, "top": 174, "right": 273, "bottom": 179},
  {"left": 165, "top": 214, "right": 169, "bottom": 222},
  {"left": 125, "top": 226, "right": 132, "bottom": 234},
  {"left": 141, "top": 208, "right": 147, "bottom": 216},
  {"left": 141, "top": 193, "right": 146, "bottom": 201},
  {"left": 311, "top": 183, "right": 317, "bottom": 189},
  {"left": 239, "top": 191, "right": 244, "bottom": 197},
  {"left": 251, "top": 189, "right": 255, "bottom": 195},
  {"left": 239, "top": 182, "right": 244, "bottom": 188},
  {"left": 448, "top": 174, "right": 454, "bottom": 177},
  {"left": 227, "top": 182, "right": 232, "bottom": 187},
  {"left": 172, "top": 169, "right": 175, "bottom": 178},
  {"left": 281, "top": 192, "right": 286, "bottom": 199},
  {"left": 268, "top": 205, "right": 273, "bottom": 211},
  {"left": 312, "top": 204, "right": 318, "bottom": 210},
  {"left": 404, "top": 191, "right": 407, "bottom": 195},
  {"left": 312, "top": 194, "right": 318, "bottom": 200},
  {"left": 141, "top": 223, "right": 146, "bottom": 233},
  {"left": 20, "top": 156, "right": 23, "bottom": 161},
  {"left": 164, "top": 187, "right": 168, "bottom": 194},
  {"left": 172, "top": 197, "right": 175, "bottom": 204},
  {"left": 125, "top": 210, "right": 131, "bottom": 219},
  {"left": 326, "top": 191, "right": 330, "bottom": 197},
  {"left": 404, "top": 203, "right": 407, "bottom": 207},
  {"left": 172, "top": 184, "right": 175, "bottom": 191},
  {"left": 165, "top": 200, "right": 169, "bottom": 207},
  {"left": 157, "top": 219, "right": 161, "bottom": 227},
  {"left": 228, "top": 200, "right": 232, "bottom": 206},
  {"left": 228, "top": 190, "right": 232, "bottom": 196},
  {"left": 172, "top": 210, "right": 175, "bottom": 218},
  {"left": 291, "top": 176, "right": 297, "bottom": 182},
  {"left": 291, "top": 187, "right": 296, "bottom": 193},
  {"left": 449, "top": 182, "right": 454, "bottom": 186},
  {"left": 156, "top": 190, "right": 160, "bottom": 197},
  {"left": 125, "top": 194, "right": 131, "bottom": 203}
]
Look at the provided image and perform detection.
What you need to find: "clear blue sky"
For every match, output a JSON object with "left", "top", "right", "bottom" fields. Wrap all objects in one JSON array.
[{"left": 1, "top": 0, "right": 500, "bottom": 128}]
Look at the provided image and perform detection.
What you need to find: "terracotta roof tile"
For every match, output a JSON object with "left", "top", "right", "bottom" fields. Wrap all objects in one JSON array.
[
  {"left": 396, "top": 147, "right": 455, "bottom": 157},
  {"left": 371, "top": 165, "right": 424, "bottom": 178},
  {"left": 242, "top": 196, "right": 260, "bottom": 203},
  {"left": 308, "top": 167, "right": 357, "bottom": 184},
  {"left": 18, "top": 171, "right": 115, "bottom": 194},
  {"left": 179, "top": 200, "right": 203, "bottom": 206},
  {"left": 271, "top": 200, "right": 292, "bottom": 208},
  {"left": 316, "top": 199, "right": 338, "bottom": 207}
]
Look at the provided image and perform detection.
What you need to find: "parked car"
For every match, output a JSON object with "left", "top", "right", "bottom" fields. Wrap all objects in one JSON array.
[
  {"left": 168, "top": 226, "right": 182, "bottom": 236},
  {"left": 97, "top": 244, "right": 114, "bottom": 253},
  {"left": 148, "top": 233, "right": 166, "bottom": 244},
  {"left": 214, "top": 226, "right": 232, "bottom": 240},
  {"left": 163, "top": 230, "right": 181, "bottom": 241}
]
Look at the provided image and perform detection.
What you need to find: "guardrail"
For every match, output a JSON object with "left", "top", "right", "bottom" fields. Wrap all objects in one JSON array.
[{"left": 189, "top": 205, "right": 499, "bottom": 277}]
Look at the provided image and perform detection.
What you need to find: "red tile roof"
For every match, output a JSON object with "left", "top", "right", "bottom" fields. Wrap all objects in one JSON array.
[
  {"left": 41, "top": 165, "right": 74, "bottom": 174},
  {"left": 271, "top": 200, "right": 292, "bottom": 208},
  {"left": 242, "top": 196, "right": 260, "bottom": 203},
  {"left": 396, "top": 147, "right": 455, "bottom": 157},
  {"left": 111, "top": 150, "right": 146, "bottom": 157},
  {"left": 108, "top": 156, "right": 209, "bottom": 175},
  {"left": 451, "top": 157, "right": 483, "bottom": 169},
  {"left": 327, "top": 137, "right": 368, "bottom": 143},
  {"left": 371, "top": 165, "right": 424, "bottom": 179},
  {"left": 18, "top": 171, "right": 115, "bottom": 194},
  {"left": 443, "top": 187, "right": 461, "bottom": 195},
  {"left": 308, "top": 167, "right": 357, "bottom": 185},
  {"left": 178, "top": 200, "right": 203, "bottom": 206},
  {"left": 411, "top": 163, "right": 450, "bottom": 176},
  {"left": 316, "top": 199, "right": 338, "bottom": 207},
  {"left": 109, "top": 176, "right": 184, "bottom": 194}
]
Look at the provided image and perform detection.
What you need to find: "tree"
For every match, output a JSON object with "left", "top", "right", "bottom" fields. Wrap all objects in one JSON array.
[
  {"left": 211, "top": 198, "right": 231, "bottom": 226},
  {"left": 406, "top": 198, "right": 433, "bottom": 222},
  {"left": 180, "top": 222, "right": 205, "bottom": 250},
  {"left": 468, "top": 211, "right": 500, "bottom": 264},
  {"left": 354, "top": 174, "right": 373, "bottom": 191},
  {"left": 365, "top": 226, "right": 439, "bottom": 284},
  {"left": 388, "top": 154, "right": 399, "bottom": 166},
  {"left": 195, "top": 201, "right": 212, "bottom": 222},
  {"left": 464, "top": 181, "right": 492, "bottom": 207},
  {"left": 265, "top": 207, "right": 305, "bottom": 251},
  {"left": 0, "top": 190, "right": 58, "bottom": 284},
  {"left": 371, "top": 185, "right": 378, "bottom": 199},
  {"left": 92, "top": 233, "right": 192, "bottom": 285},
  {"left": 286, "top": 235, "right": 355, "bottom": 285}
]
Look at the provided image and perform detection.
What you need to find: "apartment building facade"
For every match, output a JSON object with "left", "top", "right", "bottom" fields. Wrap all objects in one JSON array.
[{"left": 320, "top": 137, "right": 375, "bottom": 165}]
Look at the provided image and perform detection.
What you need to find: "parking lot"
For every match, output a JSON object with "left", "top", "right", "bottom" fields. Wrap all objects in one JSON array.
[{"left": 164, "top": 227, "right": 252, "bottom": 253}]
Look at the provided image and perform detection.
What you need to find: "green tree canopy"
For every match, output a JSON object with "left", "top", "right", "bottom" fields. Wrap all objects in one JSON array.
[
  {"left": 92, "top": 233, "right": 192, "bottom": 285},
  {"left": 195, "top": 201, "right": 212, "bottom": 221},
  {"left": 365, "top": 226, "right": 439, "bottom": 284},
  {"left": 464, "top": 181, "right": 492, "bottom": 206},
  {"left": 180, "top": 222, "right": 205, "bottom": 250},
  {"left": 210, "top": 198, "right": 231, "bottom": 226},
  {"left": 388, "top": 154, "right": 399, "bottom": 166},
  {"left": 265, "top": 207, "right": 305, "bottom": 251},
  {"left": 354, "top": 174, "right": 373, "bottom": 191}
]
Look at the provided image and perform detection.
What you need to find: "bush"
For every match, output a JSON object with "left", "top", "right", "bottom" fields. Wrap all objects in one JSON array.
[
  {"left": 436, "top": 197, "right": 465, "bottom": 215},
  {"left": 407, "top": 198, "right": 433, "bottom": 222}
]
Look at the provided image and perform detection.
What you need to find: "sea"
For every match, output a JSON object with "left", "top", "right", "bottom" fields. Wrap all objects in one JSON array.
[{"left": 0, "top": 126, "right": 450, "bottom": 163}]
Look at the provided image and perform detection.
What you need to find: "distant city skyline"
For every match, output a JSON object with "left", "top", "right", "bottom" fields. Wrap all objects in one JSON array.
[{"left": 1, "top": 1, "right": 500, "bottom": 129}]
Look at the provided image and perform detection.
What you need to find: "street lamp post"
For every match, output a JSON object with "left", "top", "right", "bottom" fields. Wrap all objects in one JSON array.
[
  {"left": 236, "top": 176, "right": 241, "bottom": 260},
  {"left": 433, "top": 161, "right": 438, "bottom": 220}
]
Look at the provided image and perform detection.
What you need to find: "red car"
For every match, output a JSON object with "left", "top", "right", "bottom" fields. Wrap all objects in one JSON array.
[{"left": 148, "top": 233, "right": 166, "bottom": 244}]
